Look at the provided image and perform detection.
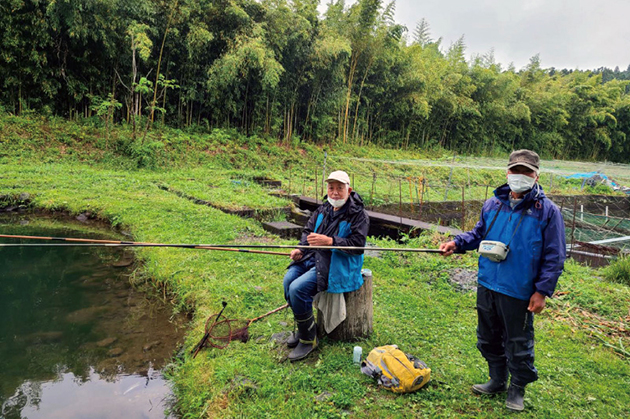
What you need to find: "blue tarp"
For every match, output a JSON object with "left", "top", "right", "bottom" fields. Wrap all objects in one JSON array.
[{"left": 565, "top": 171, "right": 608, "bottom": 180}]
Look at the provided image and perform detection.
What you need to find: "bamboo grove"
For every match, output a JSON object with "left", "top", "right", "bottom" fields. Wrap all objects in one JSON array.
[{"left": 2, "top": 0, "right": 630, "bottom": 161}]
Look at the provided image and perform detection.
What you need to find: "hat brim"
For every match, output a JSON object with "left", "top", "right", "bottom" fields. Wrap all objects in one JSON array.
[
  {"left": 325, "top": 178, "right": 350, "bottom": 184},
  {"left": 507, "top": 162, "right": 539, "bottom": 173}
]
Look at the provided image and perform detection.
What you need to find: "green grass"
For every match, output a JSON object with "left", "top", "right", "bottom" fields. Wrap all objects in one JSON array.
[
  {"left": 602, "top": 255, "right": 630, "bottom": 286},
  {"left": 0, "top": 114, "right": 629, "bottom": 418}
]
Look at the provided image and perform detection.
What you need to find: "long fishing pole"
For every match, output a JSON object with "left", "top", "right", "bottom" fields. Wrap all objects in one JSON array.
[
  {"left": 193, "top": 244, "right": 444, "bottom": 253},
  {"left": 0, "top": 234, "right": 444, "bottom": 253},
  {"left": 0, "top": 239, "right": 288, "bottom": 256}
]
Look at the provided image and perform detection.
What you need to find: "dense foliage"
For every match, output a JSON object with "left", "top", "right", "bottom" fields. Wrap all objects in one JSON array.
[{"left": 2, "top": 0, "right": 630, "bottom": 161}]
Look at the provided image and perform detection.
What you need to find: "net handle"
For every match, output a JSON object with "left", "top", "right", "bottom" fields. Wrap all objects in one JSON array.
[{"left": 247, "top": 303, "right": 289, "bottom": 326}]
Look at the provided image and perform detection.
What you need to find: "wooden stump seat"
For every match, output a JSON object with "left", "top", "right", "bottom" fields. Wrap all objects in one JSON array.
[{"left": 317, "top": 269, "right": 373, "bottom": 341}]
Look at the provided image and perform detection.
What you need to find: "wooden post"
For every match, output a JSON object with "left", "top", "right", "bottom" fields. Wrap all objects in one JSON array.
[
  {"left": 461, "top": 186, "right": 466, "bottom": 230},
  {"left": 370, "top": 172, "right": 376, "bottom": 210},
  {"left": 399, "top": 178, "right": 403, "bottom": 227},
  {"left": 314, "top": 167, "right": 319, "bottom": 204},
  {"left": 570, "top": 198, "right": 577, "bottom": 258},
  {"left": 418, "top": 177, "right": 425, "bottom": 221},
  {"left": 317, "top": 269, "right": 373, "bottom": 341}
]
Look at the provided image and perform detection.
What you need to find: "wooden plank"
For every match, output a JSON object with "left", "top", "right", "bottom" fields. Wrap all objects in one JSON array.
[{"left": 298, "top": 196, "right": 461, "bottom": 237}]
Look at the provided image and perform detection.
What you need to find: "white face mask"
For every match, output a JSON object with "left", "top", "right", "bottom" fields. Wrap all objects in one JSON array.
[
  {"left": 507, "top": 174, "right": 536, "bottom": 194},
  {"left": 327, "top": 197, "right": 348, "bottom": 208}
]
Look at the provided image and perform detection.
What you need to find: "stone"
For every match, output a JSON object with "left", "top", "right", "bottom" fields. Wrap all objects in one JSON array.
[
  {"left": 262, "top": 221, "right": 303, "bottom": 239},
  {"left": 229, "top": 375, "right": 258, "bottom": 393},
  {"left": 449, "top": 268, "right": 478, "bottom": 292},
  {"left": 108, "top": 347, "right": 124, "bottom": 357},
  {"left": 113, "top": 259, "right": 134, "bottom": 268},
  {"left": 270, "top": 331, "right": 292, "bottom": 345},
  {"left": 143, "top": 341, "right": 161, "bottom": 352},
  {"left": 96, "top": 337, "right": 118, "bottom": 347},
  {"left": 315, "top": 392, "right": 333, "bottom": 402},
  {"left": 65, "top": 306, "right": 108, "bottom": 323}
]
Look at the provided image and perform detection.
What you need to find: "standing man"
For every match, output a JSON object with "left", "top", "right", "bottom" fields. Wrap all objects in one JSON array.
[
  {"left": 439, "top": 150, "right": 566, "bottom": 412},
  {"left": 283, "top": 170, "right": 369, "bottom": 362}
]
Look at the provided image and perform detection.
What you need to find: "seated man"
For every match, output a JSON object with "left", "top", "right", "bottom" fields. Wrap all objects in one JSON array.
[{"left": 283, "top": 170, "right": 369, "bottom": 361}]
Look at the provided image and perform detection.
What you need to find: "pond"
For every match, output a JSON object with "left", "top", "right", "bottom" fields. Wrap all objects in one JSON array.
[{"left": 0, "top": 214, "right": 188, "bottom": 419}]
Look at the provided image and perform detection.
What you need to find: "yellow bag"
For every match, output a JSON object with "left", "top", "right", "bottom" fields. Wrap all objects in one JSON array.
[{"left": 360, "top": 345, "right": 431, "bottom": 393}]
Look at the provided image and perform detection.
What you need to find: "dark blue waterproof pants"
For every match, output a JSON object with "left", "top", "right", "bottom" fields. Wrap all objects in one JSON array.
[{"left": 476, "top": 285, "right": 538, "bottom": 387}]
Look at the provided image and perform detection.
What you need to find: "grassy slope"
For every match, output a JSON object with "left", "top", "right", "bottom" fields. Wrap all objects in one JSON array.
[{"left": 0, "top": 115, "right": 628, "bottom": 418}]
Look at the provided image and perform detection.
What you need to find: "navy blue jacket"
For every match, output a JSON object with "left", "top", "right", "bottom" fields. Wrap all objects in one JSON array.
[
  {"left": 454, "top": 184, "right": 566, "bottom": 300},
  {"left": 293, "top": 191, "right": 369, "bottom": 293}
]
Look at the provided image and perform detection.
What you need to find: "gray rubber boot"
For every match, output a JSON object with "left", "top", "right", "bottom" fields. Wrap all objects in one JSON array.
[
  {"left": 288, "top": 312, "right": 317, "bottom": 362},
  {"left": 506, "top": 384, "right": 525, "bottom": 412},
  {"left": 472, "top": 379, "right": 508, "bottom": 395}
]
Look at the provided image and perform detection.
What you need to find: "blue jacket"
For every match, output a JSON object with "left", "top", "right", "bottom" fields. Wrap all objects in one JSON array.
[
  {"left": 454, "top": 184, "right": 566, "bottom": 301},
  {"left": 293, "top": 191, "right": 369, "bottom": 293}
]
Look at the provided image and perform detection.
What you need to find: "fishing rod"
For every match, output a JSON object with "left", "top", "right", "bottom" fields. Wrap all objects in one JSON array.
[
  {"left": 0, "top": 237, "right": 288, "bottom": 256},
  {"left": 0, "top": 234, "right": 444, "bottom": 254},
  {"left": 195, "top": 244, "right": 444, "bottom": 253}
]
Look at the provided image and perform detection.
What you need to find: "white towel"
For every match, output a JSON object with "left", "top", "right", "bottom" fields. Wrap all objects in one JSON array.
[{"left": 314, "top": 292, "right": 346, "bottom": 334}]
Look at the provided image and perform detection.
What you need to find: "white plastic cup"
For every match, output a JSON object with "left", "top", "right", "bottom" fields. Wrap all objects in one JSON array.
[{"left": 353, "top": 346, "right": 362, "bottom": 364}]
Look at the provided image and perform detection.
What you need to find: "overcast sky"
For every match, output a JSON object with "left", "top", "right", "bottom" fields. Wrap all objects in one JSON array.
[{"left": 319, "top": 0, "right": 630, "bottom": 71}]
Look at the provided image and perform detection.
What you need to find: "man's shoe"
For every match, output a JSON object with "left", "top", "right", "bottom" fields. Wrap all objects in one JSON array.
[
  {"left": 472, "top": 379, "right": 508, "bottom": 395},
  {"left": 506, "top": 384, "right": 525, "bottom": 412}
]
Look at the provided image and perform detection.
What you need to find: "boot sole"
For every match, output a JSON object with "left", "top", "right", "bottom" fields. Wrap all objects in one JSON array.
[
  {"left": 288, "top": 348, "right": 316, "bottom": 362},
  {"left": 472, "top": 386, "right": 507, "bottom": 395},
  {"left": 506, "top": 403, "right": 524, "bottom": 412},
  {"left": 288, "top": 343, "right": 318, "bottom": 362}
]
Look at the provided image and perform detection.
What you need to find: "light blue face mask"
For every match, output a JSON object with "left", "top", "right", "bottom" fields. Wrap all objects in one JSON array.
[{"left": 507, "top": 174, "right": 536, "bottom": 194}]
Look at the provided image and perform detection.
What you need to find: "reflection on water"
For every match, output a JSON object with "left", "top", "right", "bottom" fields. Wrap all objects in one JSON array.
[
  {"left": 5, "top": 369, "right": 171, "bottom": 419},
  {"left": 0, "top": 215, "right": 187, "bottom": 419}
]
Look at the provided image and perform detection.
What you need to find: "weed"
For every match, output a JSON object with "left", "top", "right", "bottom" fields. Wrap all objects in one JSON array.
[{"left": 602, "top": 254, "right": 630, "bottom": 286}]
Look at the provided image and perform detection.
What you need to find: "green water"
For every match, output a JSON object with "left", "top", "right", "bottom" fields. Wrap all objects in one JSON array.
[{"left": 0, "top": 215, "right": 187, "bottom": 419}]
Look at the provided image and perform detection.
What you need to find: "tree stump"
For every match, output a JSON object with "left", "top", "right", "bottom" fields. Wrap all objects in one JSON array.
[{"left": 317, "top": 269, "right": 373, "bottom": 341}]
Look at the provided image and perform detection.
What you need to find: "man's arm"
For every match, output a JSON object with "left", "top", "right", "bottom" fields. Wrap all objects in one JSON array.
[
  {"left": 298, "top": 209, "right": 320, "bottom": 246},
  {"left": 330, "top": 211, "right": 369, "bottom": 254},
  {"left": 293, "top": 208, "right": 322, "bottom": 260}
]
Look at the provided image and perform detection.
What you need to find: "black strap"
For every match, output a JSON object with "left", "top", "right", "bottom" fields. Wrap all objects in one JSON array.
[
  {"left": 482, "top": 202, "right": 502, "bottom": 240},
  {"left": 506, "top": 211, "right": 527, "bottom": 249},
  {"left": 482, "top": 201, "right": 527, "bottom": 248}
]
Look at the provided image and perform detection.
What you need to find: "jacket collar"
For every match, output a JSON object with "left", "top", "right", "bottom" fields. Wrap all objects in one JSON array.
[
  {"left": 322, "top": 191, "right": 365, "bottom": 215},
  {"left": 494, "top": 183, "right": 546, "bottom": 208}
]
